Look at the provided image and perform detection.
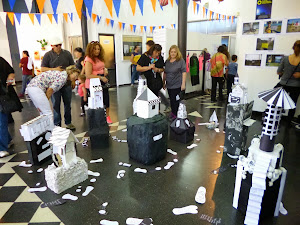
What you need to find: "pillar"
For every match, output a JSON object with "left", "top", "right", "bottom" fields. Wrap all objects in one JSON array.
[{"left": 178, "top": 0, "right": 187, "bottom": 59}]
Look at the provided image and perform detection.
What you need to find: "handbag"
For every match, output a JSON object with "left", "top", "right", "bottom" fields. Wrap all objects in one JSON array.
[{"left": 0, "top": 84, "right": 23, "bottom": 114}]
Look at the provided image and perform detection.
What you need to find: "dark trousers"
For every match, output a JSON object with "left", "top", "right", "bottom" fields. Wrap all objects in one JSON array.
[
  {"left": 211, "top": 77, "right": 224, "bottom": 101},
  {"left": 227, "top": 74, "right": 235, "bottom": 95},
  {"left": 0, "top": 112, "right": 12, "bottom": 151},
  {"left": 51, "top": 84, "right": 72, "bottom": 126},
  {"left": 81, "top": 97, "right": 87, "bottom": 114},
  {"left": 168, "top": 88, "right": 181, "bottom": 116}
]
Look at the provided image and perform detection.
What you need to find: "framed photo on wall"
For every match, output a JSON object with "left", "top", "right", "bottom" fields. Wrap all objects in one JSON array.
[
  {"left": 256, "top": 0, "right": 272, "bottom": 20},
  {"left": 265, "top": 54, "right": 284, "bottom": 67},
  {"left": 245, "top": 54, "right": 262, "bottom": 67},
  {"left": 256, "top": 37, "right": 275, "bottom": 50},
  {"left": 263, "top": 21, "right": 282, "bottom": 34},
  {"left": 243, "top": 22, "right": 260, "bottom": 35},
  {"left": 286, "top": 18, "right": 300, "bottom": 33},
  {"left": 123, "top": 35, "right": 143, "bottom": 60}
]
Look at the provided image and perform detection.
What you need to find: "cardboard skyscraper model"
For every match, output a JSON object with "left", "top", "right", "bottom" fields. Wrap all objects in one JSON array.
[
  {"left": 136, "top": 87, "right": 160, "bottom": 119},
  {"left": 19, "top": 115, "right": 54, "bottom": 165},
  {"left": 232, "top": 87, "right": 295, "bottom": 225},
  {"left": 133, "top": 75, "right": 147, "bottom": 114},
  {"left": 228, "top": 77, "right": 248, "bottom": 105},
  {"left": 88, "top": 78, "right": 103, "bottom": 109},
  {"left": 45, "top": 127, "right": 88, "bottom": 194},
  {"left": 170, "top": 101, "right": 195, "bottom": 143}
]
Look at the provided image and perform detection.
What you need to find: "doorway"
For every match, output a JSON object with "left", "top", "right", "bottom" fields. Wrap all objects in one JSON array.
[{"left": 99, "top": 34, "right": 116, "bottom": 87}]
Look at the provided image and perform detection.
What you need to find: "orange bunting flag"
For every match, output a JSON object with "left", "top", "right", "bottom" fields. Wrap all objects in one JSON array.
[
  {"left": 47, "top": 14, "right": 53, "bottom": 23},
  {"left": 222, "top": 15, "right": 225, "bottom": 20},
  {"left": 209, "top": 11, "right": 212, "bottom": 20},
  {"left": 202, "top": 7, "right": 205, "bottom": 18},
  {"left": 28, "top": 13, "right": 34, "bottom": 24},
  {"left": 73, "top": 0, "right": 83, "bottom": 19},
  {"left": 36, "top": 0, "right": 46, "bottom": 13},
  {"left": 227, "top": 16, "right": 230, "bottom": 20},
  {"left": 106, "top": 18, "right": 110, "bottom": 26},
  {"left": 104, "top": 0, "right": 113, "bottom": 18},
  {"left": 232, "top": 16, "right": 234, "bottom": 23},
  {"left": 118, "top": 22, "right": 122, "bottom": 30},
  {"left": 92, "top": 13, "right": 97, "bottom": 23},
  {"left": 150, "top": 26, "right": 153, "bottom": 33},
  {"left": 7, "top": 12, "right": 14, "bottom": 25},
  {"left": 151, "top": 0, "right": 156, "bottom": 12},
  {"left": 129, "top": 0, "right": 137, "bottom": 16},
  {"left": 140, "top": 26, "right": 143, "bottom": 33},
  {"left": 193, "top": 2, "right": 197, "bottom": 14},
  {"left": 170, "top": 0, "right": 173, "bottom": 7},
  {"left": 159, "top": 26, "right": 161, "bottom": 29},
  {"left": 63, "top": 13, "right": 68, "bottom": 22},
  {"left": 130, "top": 24, "right": 133, "bottom": 31}
]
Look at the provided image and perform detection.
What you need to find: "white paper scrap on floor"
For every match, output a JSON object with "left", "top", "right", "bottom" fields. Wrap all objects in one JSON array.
[
  {"left": 82, "top": 186, "right": 94, "bottom": 197},
  {"left": 195, "top": 186, "right": 206, "bottom": 204},
  {"left": 187, "top": 144, "right": 197, "bottom": 149},
  {"left": 172, "top": 205, "right": 198, "bottom": 215},
  {"left": 28, "top": 187, "right": 47, "bottom": 192},
  {"left": 19, "top": 161, "right": 32, "bottom": 167},
  {"left": 100, "top": 219, "right": 119, "bottom": 225},
  {"left": 88, "top": 170, "right": 100, "bottom": 176},
  {"left": 164, "top": 162, "right": 174, "bottom": 170},
  {"left": 126, "top": 217, "right": 153, "bottom": 225},
  {"left": 134, "top": 168, "right": 147, "bottom": 173},
  {"left": 62, "top": 193, "right": 78, "bottom": 201},
  {"left": 90, "top": 158, "right": 103, "bottom": 163}
]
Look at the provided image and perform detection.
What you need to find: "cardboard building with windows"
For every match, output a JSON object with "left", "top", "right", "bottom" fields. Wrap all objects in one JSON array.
[
  {"left": 88, "top": 78, "right": 103, "bottom": 109},
  {"left": 136, "top": 87, "right": 160, "bottom": 119}
]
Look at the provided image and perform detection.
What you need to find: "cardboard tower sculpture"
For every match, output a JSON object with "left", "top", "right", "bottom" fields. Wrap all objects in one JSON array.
[
  {"left": 87, "top": 78, "right": 109, "bottom": 148},
  {"left": 170, "top": 101, "right": 195, "bottom": 143},
  {"left": 45, "top": 127, "right": 88, "bottom": 194},
  {"left": 232, "top": 87, "right": 295, "bottom": 225},
  {"left": 127, "top": 80, "right": 168, "bottom": 165},
  {"left": 20, "top": 115, "right": 54, "bottom": 165},
  {"left": 133, "top": 75, "right": 147, "bottom": 114}
]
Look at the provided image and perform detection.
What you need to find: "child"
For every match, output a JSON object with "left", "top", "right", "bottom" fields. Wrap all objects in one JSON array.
[
  {"left": 78, "top": 74, "right": 88, "bottom": 116},
  {"left": 226, "top": 55, "right": 238, "bottom": 95}
]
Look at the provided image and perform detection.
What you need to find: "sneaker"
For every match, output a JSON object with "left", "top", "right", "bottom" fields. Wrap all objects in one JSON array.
[
  {"left": 164, "top": 107, "right": 171, "bottom": 113},
  {"left": 106, "top": 116, "right": 113, "bottom": 124},
  {"left": 295, "top": 124, "right": 300, "bottom": 131},
  {"left": 8, "top": 140, "right": 14, "bottom": 148},
  {"left": 131, "top": 84, "right": 134, "bottom": 87},
  {"left": 18, "top": 93, "right": 24, "bottom": 98},
  {"left": 66, "top": 123, "right": 76, "bottom": 130},
  {"left": 0, "top": 151, "right": 10, "bottom": 158},
  {"left": 80, "top": 113, "right": 85, "bottom": 117},
  {"left": 227, "top": 153, "right": 239, "bottom": 159}
]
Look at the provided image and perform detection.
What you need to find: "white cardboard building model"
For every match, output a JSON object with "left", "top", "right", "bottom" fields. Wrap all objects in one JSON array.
[
  {"left": 45, "top": 127, "right": 88, "bottom": 194},
  {"left": 88, "top": 78, "right": 103, "bottom": 109},
  {"left": 133, "top": 75, "right": 147, "bottom": 114},
  {"left": 136, "top": 87, "right": 160, "bottom": 119},
  {"left": 228, "top": 81, "right": 248, "bottom": 105},
  {"left": 232, "top": 87, "right": 295, "bottom": 225}
]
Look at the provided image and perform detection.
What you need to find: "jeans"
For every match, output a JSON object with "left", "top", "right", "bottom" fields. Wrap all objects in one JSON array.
[
  {"left": 51, "top": 84, "right": 72, "bottom": 126},
  {"left": 168, "top": 88, "right": 181, "bottom": 116},
  {"left": 131, "top": 65, "right": 140, "bottom": 84},
  {"left": 21, "top": 75, "right": 32, "bottom": 94},
  {"left": 227, "top": 74, "right": 235, "bottom": 95},
  {"left": 211, "top": 77, "right": 224, "bottom": 101},
  {"left": 0, "top": 112, "right": 12, "bottom": 151}
]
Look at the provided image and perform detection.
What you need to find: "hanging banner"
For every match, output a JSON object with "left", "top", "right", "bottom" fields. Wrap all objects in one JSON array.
[
  {"left": 36, "top": 14, "right": 41, "bottom": 24},
  {"left": 118, "top": 21, "right": 122, "bottom": 29},
  {"left": 202, "top": 7, "right": 205, "bottom": 18},
  {"left": 140, "top": 25, "right": 143, "bottom": 33},
  {"left": 28, "top": 13, "right": 34, "bottom": 24},
  {"left": 50, "top": 0, "right": 59, "bottom": 14},
  {"left": 47, "top": 14, "right": 53, "bottom": 23},
  {"left": 53, "top": 13, "right": 58, "bottom": 23},
  {"left": 7, "top": 12, "right": 15, "bottom": 25},
  {"left": 150, "top": 26, "right": 153, "bottom": 32},
  {"left": 151, "top": 0, "right": 156, "bottom": 12},
  {"left": 113, "top": 0, "right": 121, "bottom": 17},
  {"left": 36, "top": 0, "right": 46, "bottom": 13},
  {"left": 129, "top": 0, "right": 137, "bottom": 16},
  {"left": 92, "top": 13, "right": 97, "bottom": 22},
  {"left": 63, "top": 13, "right": 68, "bottom": 22},
  {"left": 106, "top": 18, "right": 110, "bottom": 26},
  {"left": 69, "top": 13, "right": 73, "bottom": 22},
  {"left": 133, "top": 24, "right": 137, "bottom": 32},
  {"left": 211, "top": 11, "right": 214, "bottom": 20},
  {"left": 25, "top": 0, "right": 33, "bottom": 13},
  {"left": 122, "top": 22, "right": 125, "bottom": 30},
  {"left": 170, "top": 0, "right": 173, "bottom": 7},
  {"left": 84, "top": 0, "right": 94, "bottom": 18},
  {"left": 256, "top": 0, "right": 272, "bottom": 20},
  {"left": 110, "top": 19, "right": 114, "bottom": 27},
  {"left": 193, "top": 2, "right": 197, "bottom": 14},
  {"left": 73, "top": 0, "right": 83, "bottom": 19},
  {"left": 8, "top": 0, "right": 16, "bottom": 11},
  {"left": 196, "top": 4, "right": 199, "bottom": 14},
  {"left": 15, "top": 13, "right": 21, "bottom": 24},
  {"left": 104, "top": 0, "right": 113, "bottom": 18},
  {"left": 137, "top": 0, "right": 144, "bottom": 15},
  {"left": 97, "top": 15, "right": 101, "bottom": 24}
]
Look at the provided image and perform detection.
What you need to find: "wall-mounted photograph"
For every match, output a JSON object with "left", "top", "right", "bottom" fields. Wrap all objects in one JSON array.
[
  {"left": 243, "top": 22, "right": 260, "bottom": 35},
  {"left": 266, "top": 54, "right": 284, "bottom": 67},
  {"left": 286, "top": 18, "right": 300, "bottom": 33},
  {"left": 263, "top": 21, "right": 282, "bottom": 34},
  {"left": 256, "top": 37, "right": 275, "bottom": 50},
  {"left": 256, "top": 0, "right": 272, "bottom": 20},
  {"left": 123, "top": 35, "right": 143, "bottom": 60},
  {"left": 245, "top": 54, "right": 262, "bottom": 66}
]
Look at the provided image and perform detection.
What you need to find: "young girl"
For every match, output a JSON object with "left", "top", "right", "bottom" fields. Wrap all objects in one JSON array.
[{"left": 78, "top": 74, "right": 88, "bottom": 116}]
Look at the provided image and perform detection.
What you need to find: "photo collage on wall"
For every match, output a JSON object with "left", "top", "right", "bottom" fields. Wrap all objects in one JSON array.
[{"left": 243, "top": 1, "right": 299, "bottom": 67}]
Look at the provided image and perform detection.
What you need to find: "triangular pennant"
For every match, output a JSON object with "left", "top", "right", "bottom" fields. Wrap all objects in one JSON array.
[
  {"left": 202, "top": 7, "right": 205, "bottom": 18},
  {"left": 69, "top": 13, "right": 73, "bottom": 22},
  {"left": 30, "top": 206, "right": 61, "bottom": 223},
  {"left": 130, "top": 24, "right": 133, "bottom": 31},
  {"left": 150, "top": 26, "right": 153, "bottom": 33},
  {"left": 153, "top": 26, "right": 156, "bottom": 32},
  {"left": 173, "top": 24, "right": 176, "bottom": 29},
  {"left": 205, "top": 8, "right": 208, "bottom": 17},
  {"left": 137, "top": 0, "right": 144, "bottom": 15},
  {"left": 113, "top": 0, "right": 121, "bottom": 17},
  {"left": 162, "top": 25, "right": 164, "bottom": 29},
  {"left": 4, "top": 174, "right": 27, "bottom": 186},
  {"left": 97, "top": 15, "right": 101, "bottom": 24},
  {"left": 122, "top": 22, "right": 125, "bottom": 30},
  {"left": 129, "top": 0, "right": 137, "bottom": 16},
  {"left": 92, "top": 13, "right": 97, "bottom": 23},
  {"left": 110, "top": 19, "right": 114, "bottom": 27},
  {"left": 47, "top": 14, "right": 53, "bottom": 23},
  {"left": 159, "top": 0, "right": 163, "bottom": 10},
  {"left": 151, "top": 0, "right": 156, "bottom": 12},
  {"left": 140, "top": 26, "right": 143, "bottom": 33},
  {"left": 73, "top": 0, "right": 83, "bottom": 19},
  {"left": 170, "top": 0, "right": 174, "bottom": 7},
  {"left": 159, "top": 26, "right": 161, "bottom": 29},
  {"left": 175, "top": 0, "right": 178, "bottom": 5},
  {"left": 188, "top": 0, "right": 190, "bottom": 6},
  {"left": 53, "top": 13, "right": 58, "bottom": 23},
  {"left": 133, "top": 24, "right": 136, "bottom": 32},
  {"left": 227, "top": 16, "right": 230, "bottom": 20},
  {"left": 193, "top": 2, "right": 197, "bottom": 14},
  {"left": 63, "top": 13, "right": 68, "bottom": 22},
  {"left": 196, "top": 4, "right": 199, "bottom": 14},
  {"left": 212, "top": 11, "right": 215, "bottom": 20},
  {"left": 7, "top": 12, "right": 15, "bottom": 25},
  {"left": 50, "top": 0, "right": 59, "bottom": 14},
  {"left": 36, "top": 0, "right": 46, "bottom": 13},
  {"left": 15, "top": 187, "right": 42, "bottom": 202},
  {"left": 106, "top": 18, "right": 110, "bottom": 26},
  {"left": 8, "top": 0, "right": 16, "bottom": 11},
  {"left": 25, "top": 0, "right": 33, "bottom": 13},
  {"left": 104, "top": 0, "right": 113, "bottom": 18},
  {"left": 15, "top": 13, "right": 21, "bottom": 24},
  {"left": 171, "top": 24, "right": 174, "bottom": 28},
  {"left": 209, "top": 11, "right": 212, "bottom": 20},
  {"left": 35, "top": 14, "right": 41, "bottom": 25},
  {"left": 118, "top": 21, "right": 122, "bottom": 30},
  {"left": 83, "top": 0, "right": 94, "bottom": 18}
]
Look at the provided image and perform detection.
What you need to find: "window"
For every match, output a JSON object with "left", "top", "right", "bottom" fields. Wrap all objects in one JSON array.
[{"left": 152, "top": 105, "right": 156, "bottom": 110}]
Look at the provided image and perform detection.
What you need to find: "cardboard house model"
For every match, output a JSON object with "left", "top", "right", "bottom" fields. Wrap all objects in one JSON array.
[
  {"left": 88, "top": 78, "right": 103, "bottom": 109},
  {"left": 136, "top": 87, "right": 160, "bottom": 119},
  {"left": 133, "top": 75, "right": 147, "bottom": 114},
  {"left": 48, "top": 127, "right": 79, "bottom": 168},
  {"left": 229, "top": 83, "right": 248, "bottom": 105}
]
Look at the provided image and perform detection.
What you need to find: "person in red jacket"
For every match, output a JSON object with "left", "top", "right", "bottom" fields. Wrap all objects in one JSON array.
[{"left": 19, "top": 50, "right": 33, "bottom": 97}]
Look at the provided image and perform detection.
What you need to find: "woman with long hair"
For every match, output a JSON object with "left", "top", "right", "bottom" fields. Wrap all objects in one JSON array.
[
  {"left": 163, "top": 45, "right": 186, "bottom": 119},
  {"left": 84, "top": 41, "right": 112, "bottom": 123},
  {"left": 277, "top": 40, "right": 300, "bottom": 126}
]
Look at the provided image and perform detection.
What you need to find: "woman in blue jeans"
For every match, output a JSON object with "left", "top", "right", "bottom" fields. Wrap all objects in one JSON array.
[{"left": 0, "top": 57, "right": 15, "bottom": 158}]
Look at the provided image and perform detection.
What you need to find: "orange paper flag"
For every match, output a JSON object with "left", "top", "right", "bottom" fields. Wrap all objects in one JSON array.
[
  {"left": 130, "top": 24, "right": 133, "bottom": 31},
  {"left": 104, "top": 0, "right": 113, "bottom": 18},
  {"left": 227, "top": 16, "right": 230, "bottom": 20},
  {"left": 118, "top": 22, "right": 122, "bottom": 30},
  {"left": 232, "top": 16, "right": 234, "bottom": 23},
  {"left": 209, "top": 11, "right": 212, "bottom": 20},
  {"left": 28, "top": 13, "right": 34, "bottom": 24},
  {"left": 7, "top": 12, "right": 14, "bottom": 25},
  {"left": 159, "top": 26, "right": 161, "bottom": 29},
  {"left": 92, "top": 14, "right": 97, "bottom": 22},
  {"left": 36, "top": 0, "right": 46, "bottom": 13},
  {"left": 202, "top": 7, "right": 205, "bottom": 18},
  {"left": 222, "top": 15, "right": 225, "bottom": 20},
  {"left": 151, "top": 0, "right": 156, "bottom": 12},
  {"left": 106, "top": 18, "right": 110, "bottom": 26},
  {"left": 129, "top": 0, "right": 137, "bottom": 16},
  {"left": 140, "top": 26, "right": 143, "bottom": 33},
  {"left": 63, "top": 13, "right": 68, "bottom": 22},
  {"left": 150, "top": 26, "right": 153, "bottom": 33},
  {"left": 73, "top": 0, "right": 83, "bottom": 19},
  {"left": 47, "top": 14, "right": 53, "bottom": 23},
  {"left": 170, "top": 0, "right": 173, "bottom": 7},
  {"left": 193, "top": 2, "right": 197, "bottom": 14}
]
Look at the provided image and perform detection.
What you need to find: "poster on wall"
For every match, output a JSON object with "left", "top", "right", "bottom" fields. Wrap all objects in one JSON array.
[
  {"left": 286, "top": 18, "right": 300, "bottom": 33},
  {"left": 245, "top": 54, "right": 262, "bottom": 67},
  {"left": 263, "top": 21, "right": 282, "bottom": 34},
  {"left": 256, "top": 0, "right": 272, "bottom": 20},
  {"left": 266, "top": 54, "right": 284, "bottom": 67},
  {"left": 243, "top": 22, "right": 260, "bottom": 35},
  {"left": 256, "top": 37, "right": 275, "bottom": 50},
  {"left": 123, "top": 36, "right": 142, "bottom": 60}
]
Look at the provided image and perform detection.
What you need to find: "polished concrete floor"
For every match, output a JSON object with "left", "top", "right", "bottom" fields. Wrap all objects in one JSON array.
[{"left": 0, "top": 85, "right": 299, "bottom": 225}]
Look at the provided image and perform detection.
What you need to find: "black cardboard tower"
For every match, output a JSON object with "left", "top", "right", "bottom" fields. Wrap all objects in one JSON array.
[{"left": 170, "top": 118, "right": 195, "bottom": 143}]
